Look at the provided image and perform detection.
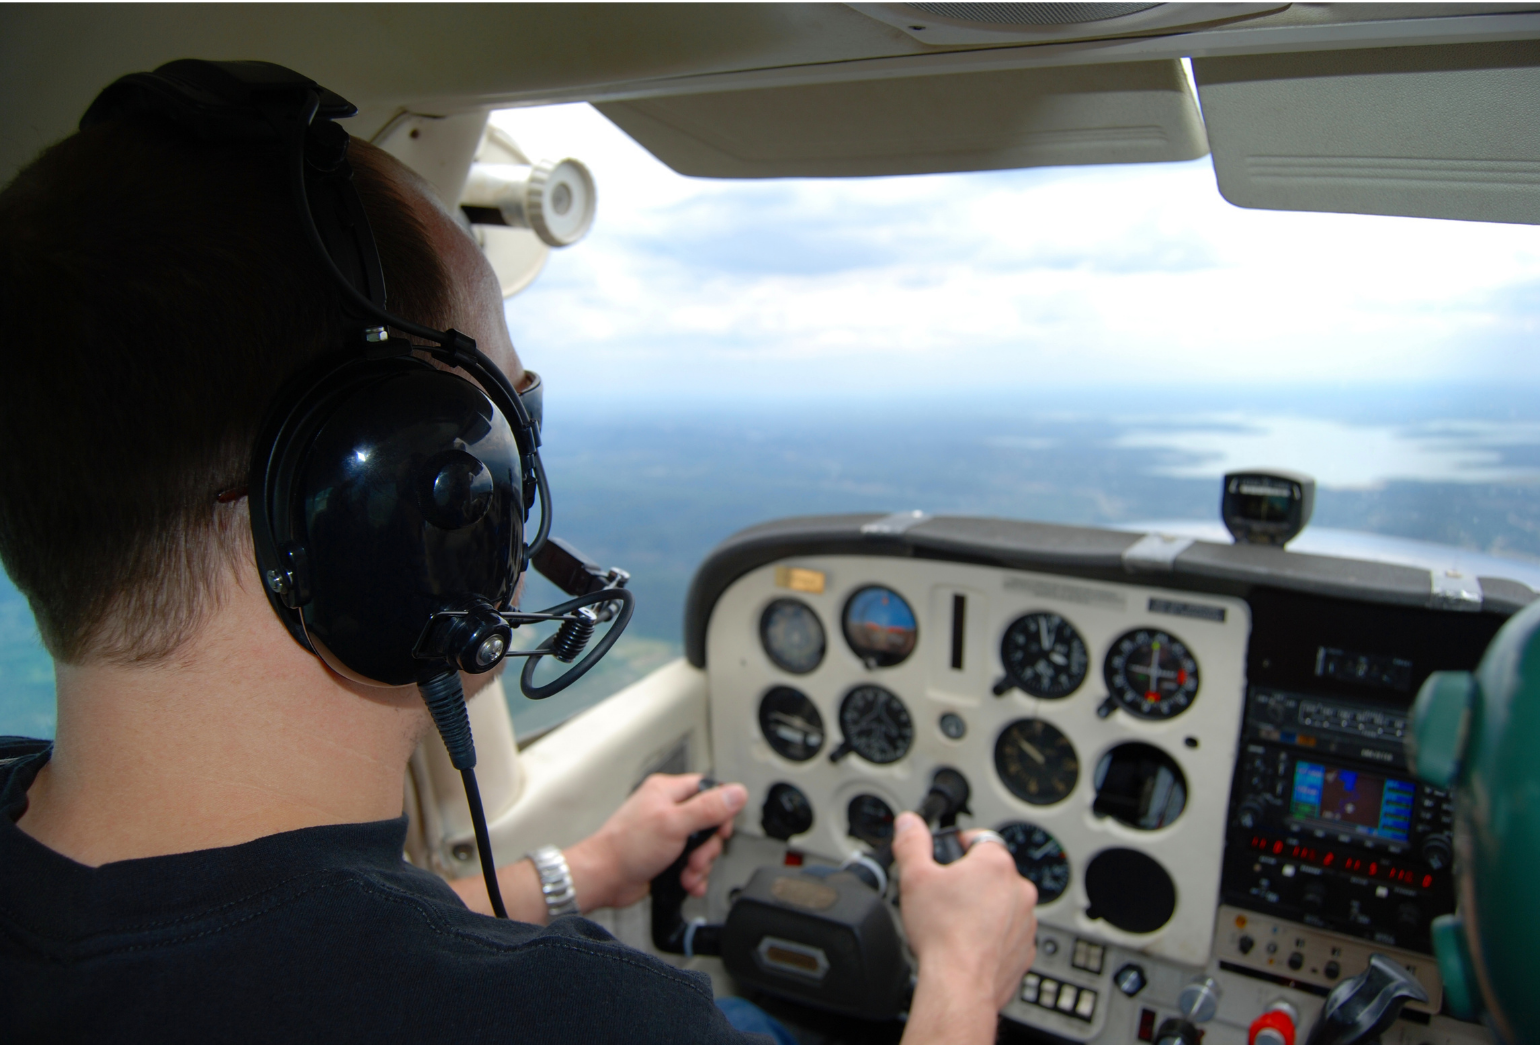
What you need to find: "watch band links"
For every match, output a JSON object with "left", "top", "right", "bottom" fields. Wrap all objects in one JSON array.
[{"left": 528, "top": 844, "right": 579, "bottom": 919}]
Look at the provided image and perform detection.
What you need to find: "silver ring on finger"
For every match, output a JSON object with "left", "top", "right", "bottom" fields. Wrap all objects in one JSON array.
[{"left": 966, "top": 829, "right": 1009, "bottom": 852}]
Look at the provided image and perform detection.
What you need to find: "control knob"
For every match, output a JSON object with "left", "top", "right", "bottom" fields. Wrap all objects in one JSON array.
[
  {"left": 1114, "top": 963, "right": 1147, "bottom": 996},
  {"left": 1237, "top": 799, "right": 1266, "bottom": 830},
  {"left": 1178, "top": 977, "right": 1222, "bottom": 1024},
  {"left": 1154, "top": 975, "right": 1220, "bottom": 1045},
  {"left": 1155, "top": 1018, "right": 1203, "bottom": 1045},
  {"left": 1420, "top": 833, "right": 1452, "bottom": 872}
]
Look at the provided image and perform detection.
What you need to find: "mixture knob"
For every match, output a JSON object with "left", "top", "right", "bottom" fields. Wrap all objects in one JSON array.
[{"left": 1250, "top": 1001, "right": 1299, "bottom": 1045}]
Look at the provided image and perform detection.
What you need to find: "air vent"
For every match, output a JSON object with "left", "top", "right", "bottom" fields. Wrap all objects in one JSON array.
[
  {"left": 908, "top": 2, "right": 1162, "bottom": 25},
  {"left": 848, "top": 1, "right": 1286, "bottom": 44}
]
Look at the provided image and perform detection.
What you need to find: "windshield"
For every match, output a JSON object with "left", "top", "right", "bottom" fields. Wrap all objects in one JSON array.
[{"left": 5, "top": 100, "right": 1539, "bottom": 739}]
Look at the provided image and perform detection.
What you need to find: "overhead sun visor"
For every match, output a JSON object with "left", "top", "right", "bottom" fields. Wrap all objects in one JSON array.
[
  {"left": 1193, "top": 42, "right": 1540, "bottom": 225},
  {"left": 595, "top": 61, "right": 1207, "bottom": 179}
]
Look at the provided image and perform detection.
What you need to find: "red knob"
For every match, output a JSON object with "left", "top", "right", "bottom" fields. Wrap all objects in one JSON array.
[{"left": 1249, "top": 1008, "right": 1297, "bottom": 1045}]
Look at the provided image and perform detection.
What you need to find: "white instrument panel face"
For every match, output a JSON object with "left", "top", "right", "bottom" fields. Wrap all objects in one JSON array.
[{"left": 706, "top": 555, "right": 1250, "bottom": 965}]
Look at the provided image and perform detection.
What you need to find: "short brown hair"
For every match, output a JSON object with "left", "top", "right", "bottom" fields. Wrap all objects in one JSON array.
[{"left": 0, "top": 118, "right": 453, "bottom": 663}]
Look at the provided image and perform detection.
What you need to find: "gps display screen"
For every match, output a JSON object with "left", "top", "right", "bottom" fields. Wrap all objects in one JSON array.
[{"left": 1290, "top": 761, "right": 1415, "bottom": 843}]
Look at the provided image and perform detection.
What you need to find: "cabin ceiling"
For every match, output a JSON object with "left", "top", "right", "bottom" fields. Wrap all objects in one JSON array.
[{"left": 5, "top": 3, "right": 1540, "bottom": 222}]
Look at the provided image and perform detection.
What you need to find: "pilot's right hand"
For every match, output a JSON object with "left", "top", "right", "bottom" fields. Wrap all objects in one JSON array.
[{"left": 892, "top": 811, "right": 1038, "bottom": 1043}]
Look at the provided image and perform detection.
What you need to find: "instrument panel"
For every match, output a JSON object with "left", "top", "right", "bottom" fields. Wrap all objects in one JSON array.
[{"left": 706, "top": 555, "right": 1251, "bottom": 965}]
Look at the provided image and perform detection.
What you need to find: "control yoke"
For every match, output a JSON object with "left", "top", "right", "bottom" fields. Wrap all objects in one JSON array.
[
  {"left": 650, "top": 777, "right": 723, "bottom": 958},
  {"left": 648, "top": 769, "right": 975, "bottom": 1021}
]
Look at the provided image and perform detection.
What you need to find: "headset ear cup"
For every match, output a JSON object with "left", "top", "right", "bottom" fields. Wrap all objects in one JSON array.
[{"left": 249, "top": 353, "right": 524, "bottom": 685}]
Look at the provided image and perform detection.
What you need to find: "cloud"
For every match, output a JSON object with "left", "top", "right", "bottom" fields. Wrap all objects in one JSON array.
[{"left": 489, "top": 103, "right": 1540, "bottom": 401}]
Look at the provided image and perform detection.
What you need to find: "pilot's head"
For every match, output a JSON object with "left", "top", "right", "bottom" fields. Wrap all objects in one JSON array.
[{"left": 0, "top": 114, "right": 524, "bottom": 672}]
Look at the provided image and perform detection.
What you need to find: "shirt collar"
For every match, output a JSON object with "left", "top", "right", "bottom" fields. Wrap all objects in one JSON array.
[{"left": 0, "top": 744, "right": 413, "bottom": 935}]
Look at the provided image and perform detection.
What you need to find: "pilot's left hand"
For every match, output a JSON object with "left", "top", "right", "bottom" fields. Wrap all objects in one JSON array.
[
  {"left": 570, "top": 773, "right": 747, "bottom": 910},
  {"left": 451, "top": 772, "right": 747, "bottom": 920}
]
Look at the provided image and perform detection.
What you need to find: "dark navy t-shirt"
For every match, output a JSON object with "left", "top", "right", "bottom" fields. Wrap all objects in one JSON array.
[{"left": 0, "top": 738, "right": 757, "bottom": 1043}]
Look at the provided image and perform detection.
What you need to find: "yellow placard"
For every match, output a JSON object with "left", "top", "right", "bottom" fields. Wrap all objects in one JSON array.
[{"left": 774, "top": 566, "right": 826, "bottom": 594}]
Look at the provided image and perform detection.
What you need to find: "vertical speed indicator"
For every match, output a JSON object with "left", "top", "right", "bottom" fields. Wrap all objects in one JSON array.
[{"left": 1103, "top": 629, "right": 1200, "bottom": 719}]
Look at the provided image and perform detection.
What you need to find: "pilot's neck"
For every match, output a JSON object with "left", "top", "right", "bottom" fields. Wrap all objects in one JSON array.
[{"left": 15, "top": 570, "right": 427, "bottom": 868}]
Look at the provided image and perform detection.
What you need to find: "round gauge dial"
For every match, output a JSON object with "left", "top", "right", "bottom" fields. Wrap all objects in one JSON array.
[
  {"left": 997, "top": 821, "right": 1071, "bottom": 904},
  {"left": 760, "top": 598, "right": 826, "bottom": 675},
  {"left": 994, "top": 718, "right": 1079, "bottom": 805},
  {"left": 758, "top": 686, "right": 825, "bottom": 762},
  {"left": 831, "top": 685, "right": 914, "bottom": 765},
  {"left": 1001, "top": 612, "right": 1089, "bottom": 698},
  {"left": 847, "top": 793, "right": 896, "bottom": 847},
  {"left": 1104, "top": 629, "right": 1201, "bottom": 719},
  {"left": 842, "top": 586, "right": 918, "bottom": 668}
]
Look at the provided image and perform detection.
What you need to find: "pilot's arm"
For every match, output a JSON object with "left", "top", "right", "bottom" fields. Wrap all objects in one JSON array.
[
  {"left": 893, "top": 811, "right": 1040, "bottom": 1045},
  {"left": 450, "top": 773, "right": 747, "bottom": 921}
]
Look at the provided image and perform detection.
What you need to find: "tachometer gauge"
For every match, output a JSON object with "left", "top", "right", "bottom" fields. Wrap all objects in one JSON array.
[
  {"left": 997, "top": 821, "right": 1071, "bottom": 903},
  {"left": 994, "top": 718, "right": 1078, "bottom": 805},
  {"left": 1000, "top": 612, "right": 1088, "bottom": 698},
  {"left": 830, "top": 685, "right": 914, "bottom": 764},
  {"left": 842, "top": 586, "right": 917, "bottom": 668},
  {"left": 847, "top": 793, "right": 896, "bottom": 847},
  {"left": 758, "top": 686, "right": 825, "bottom": 762},
  {"left": 1104, "top": 629, "right": 1200, "bottom": 719},
  {"left": 760, "top": 598, "right": 825, "bottom": 675}
]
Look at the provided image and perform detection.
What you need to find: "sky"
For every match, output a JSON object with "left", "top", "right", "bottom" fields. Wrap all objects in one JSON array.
[{"left": 488, "top": 102, "right": 1540, "bottom": 407}]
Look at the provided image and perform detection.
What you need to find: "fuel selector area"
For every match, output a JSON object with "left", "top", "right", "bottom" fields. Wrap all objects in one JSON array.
[{"left": 705, "top": 554, "right": 1252, "bottom": 977}]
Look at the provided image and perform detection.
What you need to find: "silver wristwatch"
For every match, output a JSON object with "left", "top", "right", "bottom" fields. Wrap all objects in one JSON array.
[{"left": 527, "top": 845, "right": 579, "bottom": 920}]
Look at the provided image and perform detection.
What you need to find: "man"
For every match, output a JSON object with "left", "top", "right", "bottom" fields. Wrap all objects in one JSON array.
[{"left": 0, "top": 74, "right": 1038, "bottom": 1043}]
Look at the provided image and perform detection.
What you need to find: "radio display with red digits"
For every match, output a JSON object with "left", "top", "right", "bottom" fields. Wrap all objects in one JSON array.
[
  {"left": 1289, "top": 760, "right": 1415, "bottom": 843},
  {"left": 1244, "top": 834, "right": 1433, "bottom": 889}
]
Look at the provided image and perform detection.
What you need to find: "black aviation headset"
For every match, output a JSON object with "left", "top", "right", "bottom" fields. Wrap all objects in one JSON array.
[{"left": 80, "top": 59, "right": 633, "bottom": 917}]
